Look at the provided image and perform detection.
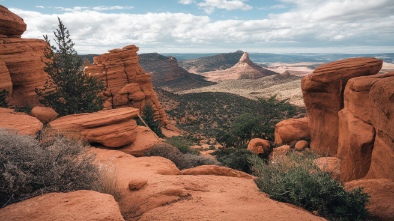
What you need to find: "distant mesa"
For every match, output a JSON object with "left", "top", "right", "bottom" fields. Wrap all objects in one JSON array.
[{"left": 200, "top": 52, "right": 277, "bottom": 82}]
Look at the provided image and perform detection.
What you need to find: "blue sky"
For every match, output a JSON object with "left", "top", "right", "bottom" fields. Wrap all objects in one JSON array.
[{"left": 2, "top": 0, "right": 394, "bottom": 54}]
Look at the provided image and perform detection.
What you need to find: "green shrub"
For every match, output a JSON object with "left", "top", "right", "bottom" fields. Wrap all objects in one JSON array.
[
  {"left": 0, "top": 89, "right": 9, "bottom": 108},
  {"left": 14, "top": 106, "right": 33, "bottom": 114},
  {"left": 0, "top": 129, "right": 120, "bottom": 208},
  {"left": 212, "top": 148, "right": 255, "bottom": 174},
  {"left": 35, "top": 18, "right": 104, "bottom": 116},
  {"left": 249, "top": 152, "right": 370, "bottom": 221},
  {"left": 166, "top": 136, "right": 199, "bottom": 155},
  {"left": 145, "top": 143, "right": 219, "bottom": 170}
]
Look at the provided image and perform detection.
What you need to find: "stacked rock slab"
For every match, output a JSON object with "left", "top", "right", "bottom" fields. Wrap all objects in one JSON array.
[
  {"left": 301, "top": 58, "right": 382, "bottom": 156},
  {"left": 85, "top": 45, "right": 169, "bottom": 125},
  {"left": 0, "top": 6, "right": 49, "bottom": 107}
]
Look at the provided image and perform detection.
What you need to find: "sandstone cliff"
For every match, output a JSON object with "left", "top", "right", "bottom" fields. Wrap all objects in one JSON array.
[
  {"left": 84, "top": 45, "right": 169, "bottom": 125},
  {"left": 0, "top": 6, "right": 49, "bottom": 107}
]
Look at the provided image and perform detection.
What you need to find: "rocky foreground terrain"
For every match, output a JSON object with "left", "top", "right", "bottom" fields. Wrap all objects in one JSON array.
[{"left": 1, "top": 5, "right": 394, "bottom": 221}]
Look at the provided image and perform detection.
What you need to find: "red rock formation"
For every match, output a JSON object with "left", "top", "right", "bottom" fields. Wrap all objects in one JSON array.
[
  {"left": 0, "top": 6, "right": 49, "bottom": 107},
  {"left": 0, "top": 5, "right": 26, "bottom": 37},
  {"left": 338, "top": 72, "right": 394, "bottom": 181},
  {"left": 0, "top": 108, "right": 43, "bottom": 135},
  {"left": 301, "top": 57, "right": 382, "bottom": 156},
  {"left": 0, "top": 190, "right": 125, "bottom": 221},
  {"left": 181, "top": 165, "right": 254, "bottom": 179},
  {"left": 49, "top": 107, "right": 140, "bottom": 148},
  {"left": 85, "top": 45, "right": 169, "bottom": 125},
  {"left": 201, "top": 52, "right": 276, "bottom": 82},
  {"left": 274, "top": 117, "right": 309, "bottom": 145},
  {"left": 345, "top": 179, "right": 394, "bottom": 221},
  {"left": 31, "top": 106, "right": 58, "bottom": 123},
  {"left": 247, "top": 138, "right": 271, "bottom": 155}
]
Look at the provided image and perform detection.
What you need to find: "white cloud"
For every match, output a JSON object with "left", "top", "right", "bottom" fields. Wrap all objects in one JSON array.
[
  {"left": 91, "top": 6, "right": 134, "bottom": 11},
  {"left": 8, "top": 0, "right": 394, "bottom": 54},
  {"left": 197, "top": 0, "right": 252, "bottom": 14},
  {"left": 178, "top": 0, "right": 194, "bottom": 4},
  {"left": 35, "top": 6, "right": 45, "bottom": 9}
]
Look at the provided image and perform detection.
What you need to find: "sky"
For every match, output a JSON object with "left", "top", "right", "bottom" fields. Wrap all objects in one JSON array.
[{"left": 2, "top": 0, "right": 394, "bottom": 54}]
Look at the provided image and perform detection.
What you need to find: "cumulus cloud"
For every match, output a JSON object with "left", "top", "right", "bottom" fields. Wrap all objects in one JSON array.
[
  {"left": 9, "top": 0, "right": 394, "bottom": 54},
  {"left": 197, "top": 0, "right": 253, "bottom": 14}
]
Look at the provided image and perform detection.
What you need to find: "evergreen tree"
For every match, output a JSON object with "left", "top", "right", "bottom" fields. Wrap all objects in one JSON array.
[
  {"left": 142, "top": 104, "right": 164, "bottom": 138},
  {"left": 35, "top": 18, "right": 104, "bottom": 116}
]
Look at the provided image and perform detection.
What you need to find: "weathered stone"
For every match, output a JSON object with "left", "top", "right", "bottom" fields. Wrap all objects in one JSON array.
[
  {"left": 337, "top": 109, "right": 375, "bottom": 181},
  {"left": 274, "top": 117, "right": 309, "bottom": 145},
  {"left": 346, "top": 179, "right": 394, "bottom": 221},
  {"left": 120, "top": 126, "right": 163, "bottom": 156},
  {"left": 247, "top": 138, "right": 270, "bottom": 155},
  {"left": 0, "top": 108, "right": 42, "bottom": 135},
  {"left": 49, "top": 107, "right": 140, "bottom": 148},
  {"left": 31, "top": 106, "right": 58, "bottom": 123},
  {"left": 0, "top": 60, "right": 12, "bottom": 97},
  {"left": 0, "top": 190, "right": 125, "bottom": 221},
  {"left": 294, "top": 140, "right": 308, "bottom": 151},
  {"left": 85, "top": 45, "right": 169, "bottom": 125},
  {"left": 181, "top": 165, "right": 254, "bottom": 179},
  {"left": 0, "top": 5, "right": 26, "bottom": 37},
  {"left": 302, "top": 57, "right": 382, "bottom": 156},
  {"left": 0, "top": 38, "right": 49, "bottom": 107},
  {"left": 129, "top": 179, "right": 148, "bottom": 191},
  {"left": 365, "top": 131, "right": 394, "bottom": 180}
]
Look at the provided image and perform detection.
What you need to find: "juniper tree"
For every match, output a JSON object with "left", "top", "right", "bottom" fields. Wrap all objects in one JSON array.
[{"left": 36, "top": 18, "right": 104, "bottom": 116}]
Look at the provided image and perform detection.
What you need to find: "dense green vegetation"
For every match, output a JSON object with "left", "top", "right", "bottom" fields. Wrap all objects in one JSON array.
[
  {"left": 36, "top": 18, "right": 104, "bottom": 116},
  {"left": 140, "top": 104, "right": 164, "bottom": 138},
  {"left": 250, "top": 152, "right": 370, "bottom": 221},
  {"left": 157, "top": 88, "right": 303, "bottom": 142}
]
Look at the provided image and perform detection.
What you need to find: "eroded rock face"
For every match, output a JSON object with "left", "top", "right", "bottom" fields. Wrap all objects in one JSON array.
[
  {"left": 85, "top": 45, "right": 168, "bottom": 125},
  {"left": 0, "top": 190, "right": 125, "bottom": 221},
  {"left": 345, "top": 179, "right": 394, "bottom": 221},
  {"left": 181, "top": 165, "right": 254, "bottom": 179},
  {"left": 247, "top": 138, "right": 271, "bottom": 155},
  {"left": 0, "top": 5, "right": 26, "bottom": 37},
  {"left": 0, "top": 108, "right": 42, "bottom": 135},
  {"left": 49, "top": 107, "right": 140, "bottom": 148},
  {"left": 31, "top": 106, "right": 58, "bottom": 123},
  {"left": 338, "top": 72, "right": 394, "bottom": 181},
  {"left": 302, "top": 57, "right": 382, "bottom": 156},
  {"left": 274, "top": 117, "right": 309, "bottom": 145}
]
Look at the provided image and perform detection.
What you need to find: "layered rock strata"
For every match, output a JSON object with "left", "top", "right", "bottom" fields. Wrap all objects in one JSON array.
[
  {"left": 85, "top": 45, "right": 169, "bottom": 125},
  {"left": 0, "top": 6, "right": 49, "bottom": 107}
]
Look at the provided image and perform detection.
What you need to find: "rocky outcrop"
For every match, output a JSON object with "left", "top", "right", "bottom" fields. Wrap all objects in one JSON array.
[
  {"left": 119, "top": 126, "right": 162, "bottom": 156},
  {"left": 0, "top": 6, "right": 49, "bottom": 107},
  {"left": 181, "top": 165, "right": 254, "bottom": 179},
  {"left": 247, "top": 138, "right": 271, "bottom": 155},
  {"left": 345, "top": 179, "right": 394, "bottom": 221},
  {"left": 274, "top": 117, "right": 309, "bottom": 145},
  {"left": 337, "top": 72, "right": 394, "bottom": 181},
  {"left": 301, "top": 57, "right": 382, "bottom": 156},
  {"left": 0, "top": 108, "right": 43, "bottom": 135},
  {"left": 49, "top": 107, "right": 140, "bottom": 148},
  {"left": 85, "top": 45, "right": 168, "bottom": 125},
  {"left": 0, "top": 5, "right": 26, "bottom": 37},
  {"left": 31, "top": 106, "right": 58, "bottom": 123},
  {"left": 89, "top": 148, "right": 324, "bottom": 221},
  {"left": 0, "top": 190, "right": 125, "bottom": 221},
  {"left": 201, "top": 52, "right": 277, "bottom": 82}
]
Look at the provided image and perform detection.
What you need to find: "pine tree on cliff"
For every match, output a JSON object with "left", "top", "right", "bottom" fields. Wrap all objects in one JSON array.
[
  {"left": 35, "top": 18, "right": 104, "bottom": 116},
  {"left": 142, "top": 104, "right": 164, "bottom": 138}
]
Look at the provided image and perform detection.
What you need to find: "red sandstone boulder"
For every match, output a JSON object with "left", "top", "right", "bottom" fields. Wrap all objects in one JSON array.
[
  {"left": 247, "top": 138, "right": 270, "bottom": 155},
  {"left": 31, "top": 106, "right": 58, "bottom": 123},
  {"left": 302, "top": 57, "right": 382, "bottom": 156},
  {"left": 181, "top": 165, "right": 254, "bottom": 179},
  {"left": 345, "top": 179, "right": 394, "bottom": 221},
  {"left": 294, "top": 140, "right": 308, "bottom": 151},
  {"left": 274, "top": 117, "right": 309, "bottom": 145},
  {"left": 0, "top": 108, "right": 42, "bottom": 135},
  {"left": 49, "top": 107, "right": 140, "bottom": 148},
  {"left": 119, "top": 126, "right": 163, "bottom": 156},
  {"left": 0, "top": 190, "right": 124, "bottom": 221},
  {"left": 0, "top": 5, "right": 26, "bottom": 37}
]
